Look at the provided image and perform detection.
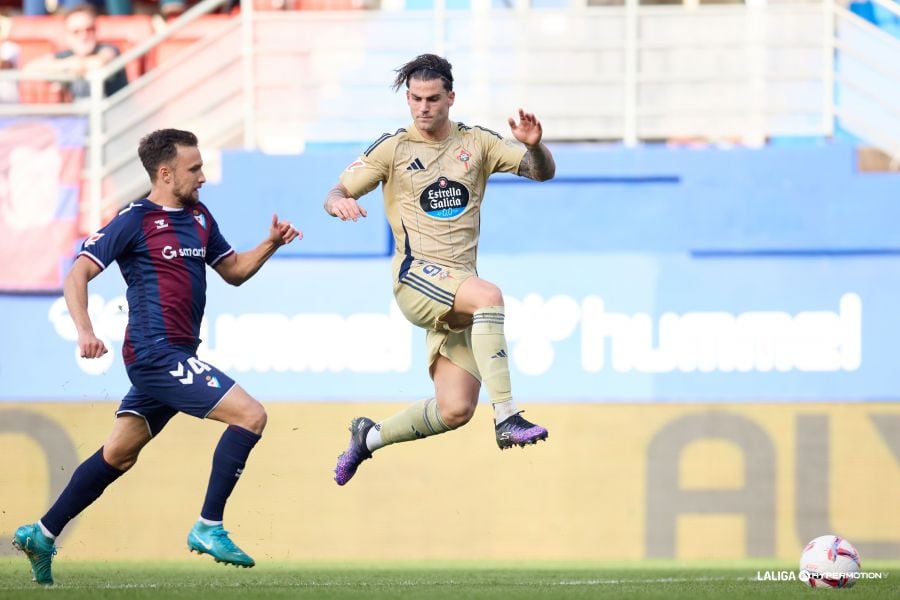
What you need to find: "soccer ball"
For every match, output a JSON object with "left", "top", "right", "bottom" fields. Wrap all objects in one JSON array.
[{"left": 799, "top": 535, "right": 861, "bottom": 588}]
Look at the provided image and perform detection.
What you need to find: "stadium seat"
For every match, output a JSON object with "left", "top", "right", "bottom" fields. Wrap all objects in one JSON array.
[
  {"left": 253, "top": 0, "right": 285, "bottom": 9},
  {"left": 7, "top": 15, "right": 66, "bottom": 40},
  {"left": 144, "top": 13, "right": 235, "bottom": 71},
  {"left": 96, "top": 15, "right": 155, "bottom": 83},
  {"left": 7, "top": 16, "right": 65, "bottom": 64},
  {"left": 7, "top": 16, "right": 66, "bottom": 104}
]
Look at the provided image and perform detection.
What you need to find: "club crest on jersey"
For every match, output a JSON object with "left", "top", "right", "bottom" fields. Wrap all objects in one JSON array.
[
  {"left": 193, "top": 210, "right": 206, "bottom": 229},
  {"left": 419, "top": 177, "right": 470, "bottom": 220},
  {"left": 83, "top": 232, "right": 104, "bottom": 247},
  {"left": 456, "top": 148, "right": 471, "bottom": 170}
]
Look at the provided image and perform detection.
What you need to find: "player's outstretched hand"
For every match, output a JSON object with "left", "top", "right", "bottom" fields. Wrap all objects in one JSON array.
[
  {"left": 329, "top": 196, "right": 368, "bottom": 222},
  {"left": 78, "top": 333, "right": 108, "bottom": 359},
  {"left": 508, "top": 108, "right": 544, "bottom": 147},
  {"left": 270, "top": 213, "right": 302, "bottom": 246}
]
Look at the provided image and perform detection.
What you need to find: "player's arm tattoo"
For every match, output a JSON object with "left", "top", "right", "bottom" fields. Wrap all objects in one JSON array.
[{"left": 517, "top": 144, "right": 556, "bottom": 182}]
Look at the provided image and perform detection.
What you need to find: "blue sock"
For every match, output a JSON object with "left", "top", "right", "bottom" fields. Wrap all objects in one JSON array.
[
  {"left": 41, "top": 448, "right": 124, "bottom": 537},
  {"left": 200, "top": 425, "right": 261, "bottom": 522}
]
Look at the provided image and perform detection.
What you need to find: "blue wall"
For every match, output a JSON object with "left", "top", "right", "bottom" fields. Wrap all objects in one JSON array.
[
  {"left": 203, "top": 142, "right": 900, "bottom": 256},
  {"left": 2, "top": 142, "right": 899, "bottom": 402}
]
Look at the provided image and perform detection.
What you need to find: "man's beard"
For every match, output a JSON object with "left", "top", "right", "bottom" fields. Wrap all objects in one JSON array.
[{"left": 175, "top": 190, "right": 199, "bottom": 206}]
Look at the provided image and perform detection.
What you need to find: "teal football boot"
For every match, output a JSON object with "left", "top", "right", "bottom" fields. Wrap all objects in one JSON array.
[
  {"left": 12, "top": 523, "right": 57, "bottom": 585},
  {"left": 187, "top": 522, "right": 255, "bottom": 568}
]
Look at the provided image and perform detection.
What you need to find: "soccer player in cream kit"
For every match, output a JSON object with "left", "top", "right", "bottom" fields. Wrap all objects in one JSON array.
[
  {"left": 13, "top": 129, "right": 301, "bottom": 585},
  {"left": 326, "top": 54, "right": 557, "bottom": 485}
]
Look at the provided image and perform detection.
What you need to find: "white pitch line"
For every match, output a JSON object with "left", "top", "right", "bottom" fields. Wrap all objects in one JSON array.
[
  {"left": 0, "top": 576, "right": 754, "bottom": 591},
  {"left": 557, "top": 576, "right": 750, "bottom": 585}
]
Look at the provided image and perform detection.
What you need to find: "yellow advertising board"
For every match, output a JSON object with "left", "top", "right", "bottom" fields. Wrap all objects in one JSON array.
[{"left": 0, "top": 402, "right": 898, "bottom": 561}]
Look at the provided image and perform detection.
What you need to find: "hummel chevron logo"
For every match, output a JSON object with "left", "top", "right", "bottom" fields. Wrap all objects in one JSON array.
[
  {"left": 406, "top": 158, "right": 426, "bottom": 170},
  {"left": 491, "top": 349, "right": 508, "bottom": 359},
  {"left": 168, "top": 362, "right": 194, "bottom": 385}
]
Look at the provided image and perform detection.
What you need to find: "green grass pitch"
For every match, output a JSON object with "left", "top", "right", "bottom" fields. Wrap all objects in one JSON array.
[{"left": 0, "top": 559, "right": 897, "bottom": 599}]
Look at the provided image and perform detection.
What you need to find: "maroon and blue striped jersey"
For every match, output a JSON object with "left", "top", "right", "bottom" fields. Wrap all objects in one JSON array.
[{"left": 78, "top": 200, "right": 234, "bottom": 364}]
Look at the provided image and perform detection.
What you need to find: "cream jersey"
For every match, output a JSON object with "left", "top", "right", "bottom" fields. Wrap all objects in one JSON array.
[{"left": 339, "top": 121, "right": 527, "bottom": 274}]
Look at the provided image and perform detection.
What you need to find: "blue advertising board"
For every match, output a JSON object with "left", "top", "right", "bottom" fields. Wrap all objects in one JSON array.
[
  {"left": 3, "top": 142, "right": 898, "bottom": 402},
  {"left": 1, "top": 253, "right": 897, "bottom": 402}
]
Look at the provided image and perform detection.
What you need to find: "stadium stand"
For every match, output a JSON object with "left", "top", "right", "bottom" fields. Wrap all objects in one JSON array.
[
  {"left": 8, "top": 14, "right": 153, "bottom": 102},
  {"left": 10, "top": 14, "right": 153, "bottom": 80}
]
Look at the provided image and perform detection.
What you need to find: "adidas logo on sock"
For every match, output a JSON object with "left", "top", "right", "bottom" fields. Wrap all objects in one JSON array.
[
  {"left": 491, "top": 349, "right": 508, "bottom": 359},
  {"left": 406, "top": 158, "right": 426, "bottom": 170}
]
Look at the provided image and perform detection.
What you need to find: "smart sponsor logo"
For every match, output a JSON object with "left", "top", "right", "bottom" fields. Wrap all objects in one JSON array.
[{"left": 162, "top": 245, "right": 206, "bottom": 260}]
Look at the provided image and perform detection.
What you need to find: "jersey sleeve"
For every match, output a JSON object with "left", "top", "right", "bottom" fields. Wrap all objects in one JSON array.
[
  {"left": 338, "top": 134, "right": 395, "bottom": 199},
  {"left": 204, "top": 209, "right": 235, "bottom": 267},
  {"left": 477, "top": 126, "right": 527, "bottom": 176},
  {"left": 76, "top": 209, "right": 140, "bottom": 270}
]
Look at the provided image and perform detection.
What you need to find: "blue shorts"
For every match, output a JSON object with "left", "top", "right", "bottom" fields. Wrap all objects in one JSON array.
[{"left": 118, "top": 347, "right": 236, "bottom": 437}]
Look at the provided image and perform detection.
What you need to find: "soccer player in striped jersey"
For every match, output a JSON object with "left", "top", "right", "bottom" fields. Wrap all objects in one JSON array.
[
  {"left": 13, "top": 129, "right": 301, "bottom": 585},
  {"left": 325, "top": 54, "right": 556, "bottom": 486}
]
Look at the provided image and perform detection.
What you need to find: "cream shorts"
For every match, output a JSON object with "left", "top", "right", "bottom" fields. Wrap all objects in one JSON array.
[{"left": 393, "top": 259, "right": 480, "bottom": 380}]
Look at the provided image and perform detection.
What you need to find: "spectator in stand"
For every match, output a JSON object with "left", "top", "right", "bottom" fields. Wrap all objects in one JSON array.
[
  {"left": 0, "top": 38, "right": 20, "bottom": 104},
  {"left": 23, "top": 0, "right": 133, "bottom": 17},
  {"left": 24, "top": 4, "right": 128, "bottom": 101}
]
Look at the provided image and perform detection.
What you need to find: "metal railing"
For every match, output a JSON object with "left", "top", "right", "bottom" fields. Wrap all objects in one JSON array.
[
  {"left": 833, "top": 0, "right": 900, "bottom": 158},
  {"left": 2, "top": 0, "right": 899, "bottom": 230}
]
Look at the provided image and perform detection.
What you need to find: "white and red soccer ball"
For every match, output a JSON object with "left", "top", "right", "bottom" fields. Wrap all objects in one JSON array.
[{"left": 799, "top": 535, "right": 861, "bottom": 588}]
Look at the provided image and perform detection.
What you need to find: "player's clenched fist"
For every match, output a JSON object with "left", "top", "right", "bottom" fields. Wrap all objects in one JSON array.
[{"left": 78, "top": 333, "right": 108, "bottom": 359}]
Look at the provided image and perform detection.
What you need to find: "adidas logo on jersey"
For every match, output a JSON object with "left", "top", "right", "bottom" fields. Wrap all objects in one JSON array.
[{"left": 406, "top": 158, "right": 426, "bottom": 171}]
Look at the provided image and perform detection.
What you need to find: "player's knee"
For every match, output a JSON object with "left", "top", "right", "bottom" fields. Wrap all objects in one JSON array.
[
  {"left": 476, "top": 282, "right": 504, "bottom": 308},
  {"left": 242, "top": 402, "right": 267, "bottom": 434},
  {"left": 439, "top": 401, "right": 475, "bottom": 429},
  {"left": 115, "top": 456, "right": 139, "bottom": 471},
  {"left": 103, "top": 447, "right": 140, "bottom": 471}
]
